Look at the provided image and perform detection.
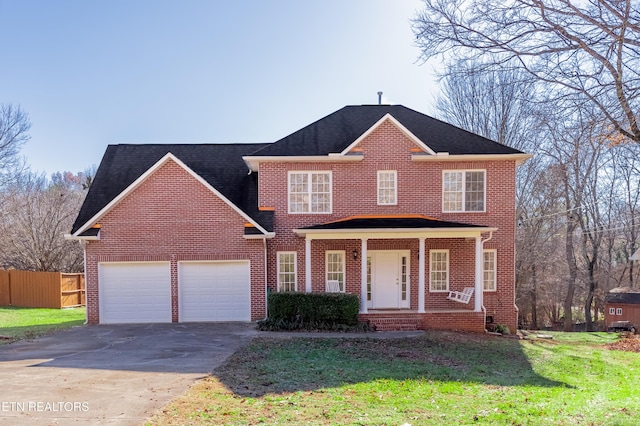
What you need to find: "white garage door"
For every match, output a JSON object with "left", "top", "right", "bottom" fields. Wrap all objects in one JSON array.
[
  {"left": 179, "top": 261, "right": 251, "bottom": 322},
  {"left": 99, "top": 262, "right": 171, "bottom": 324}
]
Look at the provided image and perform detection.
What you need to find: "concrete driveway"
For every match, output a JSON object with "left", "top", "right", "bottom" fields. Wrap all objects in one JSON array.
[{"left": 0, "top": 323, "right": 258, "bottom": 425}]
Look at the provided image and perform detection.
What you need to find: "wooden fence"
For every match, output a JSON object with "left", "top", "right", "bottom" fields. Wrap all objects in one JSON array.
[{"left": 0, "top": 270, "right": 85, "bottom": 308}]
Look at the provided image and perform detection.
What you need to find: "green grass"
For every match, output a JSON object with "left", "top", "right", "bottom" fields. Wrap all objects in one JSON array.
[
  {"left": 0, "top": 306, "right": 86, "bottom": 344},
  {"left": 151, "top": 331, "right": 640, "bottom": 425}
]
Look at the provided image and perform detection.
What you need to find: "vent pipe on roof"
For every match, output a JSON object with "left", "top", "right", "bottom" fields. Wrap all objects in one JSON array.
[{"left": 377, "top": 91, "right": 383, "bottom": 105}]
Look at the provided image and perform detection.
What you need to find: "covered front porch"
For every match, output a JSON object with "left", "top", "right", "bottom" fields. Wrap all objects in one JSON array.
[{"left": 293, "top": 215, "right": 496, "bottom": 332}]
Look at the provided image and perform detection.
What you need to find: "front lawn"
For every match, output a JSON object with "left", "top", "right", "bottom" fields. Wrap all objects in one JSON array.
[
  {"left": 151, "top": 331, "right": 640, "bottom": 425},
  {"left": 0, "top": 306, "right": 86, "bottom": 344}
]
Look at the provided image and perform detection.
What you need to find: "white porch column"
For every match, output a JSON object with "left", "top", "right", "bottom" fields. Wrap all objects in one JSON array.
[
  {"left": 474, "top": 236, "right": 484, "bottom": 312},
  {"left": 305, "top": 237, "right": 312, "bottom": 293},
  {"left": 418, "top": 237, "right": 426, "bottom": 313},
  {"left": 360, "top": 238, "right": 368, "bottom": 314}
]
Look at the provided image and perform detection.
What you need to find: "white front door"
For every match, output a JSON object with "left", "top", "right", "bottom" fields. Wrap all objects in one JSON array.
[{"left": 369, "top": 250, "right": 410, "bottom": 309}]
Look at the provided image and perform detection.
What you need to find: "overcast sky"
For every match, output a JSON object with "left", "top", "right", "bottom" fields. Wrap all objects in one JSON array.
[{"left": 1, "top": 0, "right": 438, "bottom": 176}]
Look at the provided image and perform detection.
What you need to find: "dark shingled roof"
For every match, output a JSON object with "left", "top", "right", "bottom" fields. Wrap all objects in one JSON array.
[
  {"left": 606, "top": 290, "right": 640, "bottom": 305},
  {"left": 72, "top": 105, "right": 527, "bottom": 237},
  {"left": 71, "top": 143, "right": 273, "bottom": 234},
  {"left": 248, "top": 105, "right": 524, "bottom": 157},
  {"left": 299, "top": 216, "right": 487, "bottom": 231}
]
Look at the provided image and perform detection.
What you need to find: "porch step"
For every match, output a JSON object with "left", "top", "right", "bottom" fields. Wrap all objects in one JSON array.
[{"left": 362, "top": 315, "right": 423, "bottom": 332}]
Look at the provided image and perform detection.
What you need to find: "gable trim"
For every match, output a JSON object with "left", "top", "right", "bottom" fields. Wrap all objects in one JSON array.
[
  {"left": 340, "top": 113, "right": 437, "bottom": 156},
  {"left": 412, "top": 153, "right": 532, "bottom": 163},
  {"left": 72, "top": 152, "right": 272, "bottom": 238}
]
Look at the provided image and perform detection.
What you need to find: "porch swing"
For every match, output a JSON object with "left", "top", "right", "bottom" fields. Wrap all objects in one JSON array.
[{"left": 447, "top": 287, "right": 475, "bottom": 304}]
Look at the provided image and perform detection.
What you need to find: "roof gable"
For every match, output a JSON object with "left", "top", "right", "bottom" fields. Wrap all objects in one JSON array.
[
  {"left": 71, "top": 143, "right": 272, "bottom": 235},
  {"left": 248, "top": 105, "right": 526, "bottom": 157},
  {"left": 340, "top": 113, "right": 436, "bottom": 156},
  {"left": 73, "top": 153, "right": 271, "bottom": 237}
]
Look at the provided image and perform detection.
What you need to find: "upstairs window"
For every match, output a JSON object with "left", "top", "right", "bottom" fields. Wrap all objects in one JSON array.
[
  {"left": 443, "top": 170, "right": 485, "bottom": 212},
  {"left": 288, "top": 172, "right": 332, "bottom": 213},
  {"left": 377, "top": 170, "right": 397, "bottom": 205}
]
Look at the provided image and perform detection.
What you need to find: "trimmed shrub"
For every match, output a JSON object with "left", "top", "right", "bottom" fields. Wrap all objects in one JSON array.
[{"left": 262, "top": 292, "right": 360, "bottom": 330}]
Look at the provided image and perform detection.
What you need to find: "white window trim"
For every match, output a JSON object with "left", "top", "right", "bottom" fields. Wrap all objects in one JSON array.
[
  {"left": 442, "top": 169, "right": 486, "bottom": 213},
  {"left": 616, "top": 307, "right": 623, "bottom": 316},
  {"left": 609, "top": 307, "right": 615, "bottom": 315},
  {"left": 483, "top": 249, "right": 497, "bottom": 292},
  {"left": 429, "top": 249, "right": 449, "bottom": 292},
  {"left": 288, "top": 171, "right": 332, "bottom": 214},
  {"left": 325, "top": 250, "right": 346, "bottom": 292},
  {"left": 277, "top": 251, "right": 297, "bottom": 292},
  {"left": 377, "top": 170, "right": 397, "bottom": 205}
]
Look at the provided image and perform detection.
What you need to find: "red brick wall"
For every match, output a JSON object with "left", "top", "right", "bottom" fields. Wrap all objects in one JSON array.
[
  {"left": 84, "top": 118, "right": 519, "bottom": 331},
  {"left": 605, "top": 303, "right": 640, "bottom": 329},
  {"left": 260, "top": 119, "right": 518, "bottom": 331},
  {"left": 84, "top": 158, "right": 266, "bottom": 324}
]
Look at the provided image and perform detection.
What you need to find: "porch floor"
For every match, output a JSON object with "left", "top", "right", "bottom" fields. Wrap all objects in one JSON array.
[{"left": 365, "top": 308, "right": 478, "bottom": 314}]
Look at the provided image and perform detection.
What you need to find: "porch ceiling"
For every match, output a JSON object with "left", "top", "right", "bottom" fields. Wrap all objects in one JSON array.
[{"left": 293, "top": 214, "right": 496, "bottom": 239}]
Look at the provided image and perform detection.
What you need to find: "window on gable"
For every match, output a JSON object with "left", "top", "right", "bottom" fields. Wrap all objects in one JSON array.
[
  {"left": 288, "top": 172, "right": 332, "bottom": 213},
  {"left": 483, "top": 249, "right": 497, "bottom": 291},
  {"left": 443, "top": 170, "right": 485, "bottom": 212},
  {"left": 326, "top": 251, "right": 345, "bottom": 292},
  {"left": 430, "top": 250, "right": 449, "bottom": 292},
  {"left": 377, "top": 170, "right": 397, "bottom": 205},
  {"left": 277, "top": 252, "right": 296, "bottom": 292}
]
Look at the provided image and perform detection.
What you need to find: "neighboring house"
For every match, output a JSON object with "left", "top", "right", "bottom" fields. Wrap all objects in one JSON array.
[
  {"left": 605, "top": 287, "right": 640, "bottom": 331},
  {"left": 632, "top": 248, "right": 640, "bottom": 261},
  {"left": 68, "top": 104, "right": 530, "bottom": 332}
]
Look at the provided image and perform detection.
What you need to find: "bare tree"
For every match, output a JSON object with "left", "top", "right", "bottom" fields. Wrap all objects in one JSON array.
[
  {"left": 0, "top": 171, "right": 89, "bottom": 272},
  {"left": 607, "top": 143, "right": 640, "bottom": 287},
  {"left": 0, "top": 104, "right": 30, "bottom": 186},
  {"left": 413, "top": 0, "right": 640, "bottom": 143},
  {"left": 435, "top": 63, "right": 539, "bottom": 150},
  {"left": 434, "top": 63, "right": 562, "bottom": 328}
]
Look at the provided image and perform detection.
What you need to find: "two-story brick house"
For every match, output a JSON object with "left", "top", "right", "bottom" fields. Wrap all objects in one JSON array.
[{"left": 69, "top": 104, "right": 530, "bottom": 332}]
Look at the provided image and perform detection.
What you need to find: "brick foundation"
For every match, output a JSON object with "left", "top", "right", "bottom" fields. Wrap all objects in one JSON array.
[{"left": 360, "top": 310, "right": 487, "bottom": 333}]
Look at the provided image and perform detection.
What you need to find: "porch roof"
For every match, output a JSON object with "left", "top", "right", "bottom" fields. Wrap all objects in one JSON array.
[{"left": 293, "top": 214, "right": 496, "bottom": 239}]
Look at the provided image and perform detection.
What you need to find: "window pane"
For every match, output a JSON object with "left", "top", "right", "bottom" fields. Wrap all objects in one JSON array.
[
  {"left": 443, "top": 172, "right": 463, "bottom": 211},
  {"left": 326, "top": 251, "right": 345, "bottom": 291},
  {"left": 483, "top": 251, "right": 496, "bottom": 291},
  {"left": 443, "top": 170, "right": 485, "bottom": 212},
  {"left": 289, "top": 172, "right": 331, "bottom": 213},
  {"left": 367, "top": 257, "right": 372, "bottom": 301},
  {"left": 278, "top": 252, "right": 296, "bottom": 292},
  {"left": 378, "top": 171, "right": 397, "bottom": 205},
  {"left": 465, "top": 171, "right": 485, "bottom": 211},
  {"left": 430, "top": 251, "right": 448, "bottom": 291}
]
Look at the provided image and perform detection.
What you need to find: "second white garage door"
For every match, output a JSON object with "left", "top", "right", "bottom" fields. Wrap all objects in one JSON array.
[{"left": 178, "top": 261, "right": 251, "bottom": 322}]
